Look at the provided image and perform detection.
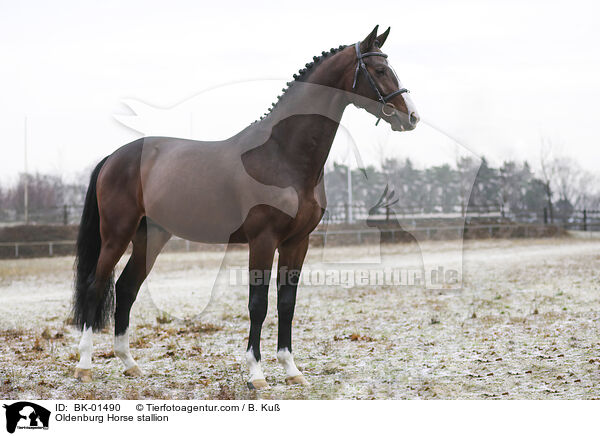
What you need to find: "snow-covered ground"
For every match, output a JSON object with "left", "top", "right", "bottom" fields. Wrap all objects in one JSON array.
[{"left": 1, "top": 236, "right": 599, "bottom": 399}]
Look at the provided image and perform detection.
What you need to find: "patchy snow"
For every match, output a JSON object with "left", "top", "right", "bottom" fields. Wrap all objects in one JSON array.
[{"left": 1, "top": 237, "right": 599, "bottom": 399}]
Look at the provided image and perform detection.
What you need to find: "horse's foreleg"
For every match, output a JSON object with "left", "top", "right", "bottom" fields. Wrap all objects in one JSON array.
[
  {"left": 114, "top": 219, "right": 171, "bottom": 376},
  {"left": 276, "top": 237, "right": 309, "bottom": 386},
  {"left": 245, "top": 232, "right": 278, "bottom": 389}
]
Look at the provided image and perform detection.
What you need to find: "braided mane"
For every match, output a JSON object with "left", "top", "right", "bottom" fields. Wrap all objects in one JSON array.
[{"left": 254, "top": 44, "right": 348, "bottom": 123}]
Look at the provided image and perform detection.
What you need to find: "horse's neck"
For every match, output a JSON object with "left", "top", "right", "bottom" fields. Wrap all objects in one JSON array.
[{"left": 262, "top": 79, "right": 350, "bottom": 182}]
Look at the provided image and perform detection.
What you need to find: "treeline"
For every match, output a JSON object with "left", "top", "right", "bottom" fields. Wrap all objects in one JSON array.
[
  {"left": 0, "top": 156, "right": 598, "bottom": 223},
  {"left": 324, "top": 156, "right": 600, "bottom": 220},
  {"left": 0, "top": 173, "right": 86, "bottom": 221}
]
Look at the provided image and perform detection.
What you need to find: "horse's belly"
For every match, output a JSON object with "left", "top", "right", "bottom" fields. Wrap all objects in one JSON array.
[{"left": 144, "top": 185, "right": 246, "bottom": 243}]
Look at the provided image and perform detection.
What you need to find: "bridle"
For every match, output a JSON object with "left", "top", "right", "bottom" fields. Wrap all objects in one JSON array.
[{"left": 352, "top": 41, "right": 409, "bottom": 124}]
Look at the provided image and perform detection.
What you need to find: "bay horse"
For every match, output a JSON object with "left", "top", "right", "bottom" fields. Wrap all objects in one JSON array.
[{"left": 72, "top": 25, "right": 419, "bottom": 388}]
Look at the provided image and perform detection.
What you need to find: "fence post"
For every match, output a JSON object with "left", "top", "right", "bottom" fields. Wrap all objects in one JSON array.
[
  {"left": 386, "top": 206, "right": 390, "bottom": 222},
  {"left": 543, "top": 207, "right": 548, "bottom": 225},
  {"left": 344, "top": 203, "right": 349, "bottom": 224},
  {"left": 63, "top": 204, "right": 68, "bottom": 225},
  {"left": 583, "top": 209, "right": 587, "bottom": 231},
  {"left": 49, "top": 242, "right": 53, "bottom": 256}
]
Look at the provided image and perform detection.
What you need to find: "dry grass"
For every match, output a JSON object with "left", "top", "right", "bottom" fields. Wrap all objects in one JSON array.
[{"left": 1, "top": 237, "right": 599, "bottom": 399}]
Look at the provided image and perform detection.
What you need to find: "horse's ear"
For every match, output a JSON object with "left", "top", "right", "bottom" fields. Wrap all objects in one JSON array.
[
  {"left": 360, "top": 25, "right": 379, "bottom": 52},
  {"left": 375, "top": 27, "right": 390, "bottom": 48}
]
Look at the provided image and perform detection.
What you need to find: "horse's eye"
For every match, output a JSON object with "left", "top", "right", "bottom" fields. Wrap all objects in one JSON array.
[{"left": 376, "top": 68, "right": 386, "bottom": 76}]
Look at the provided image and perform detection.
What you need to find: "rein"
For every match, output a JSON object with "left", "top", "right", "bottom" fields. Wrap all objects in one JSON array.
[{"left": 351, "top": 41, "right": 409, "bottom": 125}]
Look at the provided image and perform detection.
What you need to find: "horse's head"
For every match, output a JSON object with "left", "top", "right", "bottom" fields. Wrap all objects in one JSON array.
[{"left": 342, "top": 26, "right": 419, "bottom": 132}]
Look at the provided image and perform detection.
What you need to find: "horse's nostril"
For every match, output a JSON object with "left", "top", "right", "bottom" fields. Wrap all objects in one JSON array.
[{"left": 409, "top": 112, "right": 420, "bottom": 126}]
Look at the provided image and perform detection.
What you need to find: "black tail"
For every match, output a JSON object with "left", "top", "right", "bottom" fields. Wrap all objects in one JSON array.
[{"left": 72, "top": 156, "right": 114, "bottom": 331}]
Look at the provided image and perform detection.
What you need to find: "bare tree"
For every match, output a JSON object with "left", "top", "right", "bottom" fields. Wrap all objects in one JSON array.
[{"left": 553, "top": 157, "right": 581, "bottom": 203}]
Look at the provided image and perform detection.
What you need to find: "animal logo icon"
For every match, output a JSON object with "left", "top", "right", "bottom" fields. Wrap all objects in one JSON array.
[{"left": 2, "top": 402, "right": 50, "bottom": 433}]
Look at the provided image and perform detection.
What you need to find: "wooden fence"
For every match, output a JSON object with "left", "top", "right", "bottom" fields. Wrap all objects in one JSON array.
[{"left": 0, "top": 223, "right": 566, "bottom": 259}]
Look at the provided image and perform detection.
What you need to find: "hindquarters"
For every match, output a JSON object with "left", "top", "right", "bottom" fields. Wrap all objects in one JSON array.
[{"left": 72, "top": 139, "right": 146, "bottom": 332}]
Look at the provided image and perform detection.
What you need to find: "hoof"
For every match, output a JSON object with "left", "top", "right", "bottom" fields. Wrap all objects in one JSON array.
[
  {"left": 123, "top": 366, "right": 143, "bottom": 377},
  {"left": 247, "top": 379, "right": 269, "bottom": 390},
  {"left": 285, "top": 375, "right": 309, "bottom": 386},
  {"left": 74, "top": 368, "right": 92, "bottom": 383}
]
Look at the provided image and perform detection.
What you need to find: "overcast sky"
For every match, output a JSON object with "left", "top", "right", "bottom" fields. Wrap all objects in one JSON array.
[{"left": 0, "top": 0, "right": 598, "bottom": 185}]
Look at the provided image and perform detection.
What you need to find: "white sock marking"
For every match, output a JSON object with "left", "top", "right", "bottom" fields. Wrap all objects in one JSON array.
[
  {"left": 114, "top": 328, "right": 137, "bottom": 370},
  {"left": 76, "top": 325, "right": 93, "bottom": 369},
  {"left": 277, "top": 348, "right": 302, "bottom": 377},
  {"left": 245, "top": 347, "right": 265, "bottom": 382}
]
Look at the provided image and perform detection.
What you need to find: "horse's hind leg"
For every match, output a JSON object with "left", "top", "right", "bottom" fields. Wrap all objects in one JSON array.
[
  {"left": 75, "top": 221, "right": 138, "bottom": 382},
  {"left": 114, "top": 218, "right": 171, "bottom": 376}
]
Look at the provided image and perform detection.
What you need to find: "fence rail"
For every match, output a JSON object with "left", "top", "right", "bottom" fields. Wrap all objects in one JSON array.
[
  {"left": 1, "top": 204, "right": 599, "bottom": 259},
  {"left": 0, "top": 223, "right": 572, "bottom": 259},
  {"left": 3, "top": 203, "right": 599, "bottom": 227},
  {"left": 0, "top": 240, "right": 75, "bottom": 257}
]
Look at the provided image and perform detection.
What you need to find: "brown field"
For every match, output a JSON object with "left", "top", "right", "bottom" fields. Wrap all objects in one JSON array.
[{"left": 1, "top": 235, "right": 599, "bottom": 399}]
